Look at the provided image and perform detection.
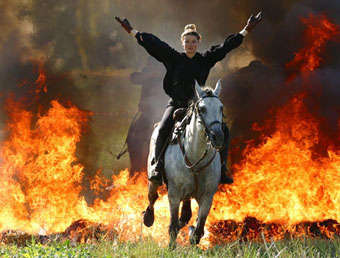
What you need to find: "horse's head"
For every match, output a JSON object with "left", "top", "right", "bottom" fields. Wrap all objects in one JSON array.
[{"left": 194, "top": 80, "right": 224, "bottom": 150}]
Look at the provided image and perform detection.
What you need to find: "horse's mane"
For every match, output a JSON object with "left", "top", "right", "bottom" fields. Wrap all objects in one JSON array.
[{"left": 186, "top": 100, "right": 195, "bottom": 117}]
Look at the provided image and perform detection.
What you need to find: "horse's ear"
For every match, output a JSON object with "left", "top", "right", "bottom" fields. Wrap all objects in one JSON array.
[
  {"left": 195, "top": 80, "right": 203, "bottom": 98},
  {"left": 214, "top": 79, "right": 222, "bottom": 96}
]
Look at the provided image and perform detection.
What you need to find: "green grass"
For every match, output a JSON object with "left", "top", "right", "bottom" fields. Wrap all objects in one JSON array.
[{"left": 1, "top": 237, "right": 340, "bottom": 257}]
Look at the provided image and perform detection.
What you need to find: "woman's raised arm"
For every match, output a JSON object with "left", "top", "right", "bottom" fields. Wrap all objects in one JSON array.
[
  {"left": 203, "top": 12, "right": 262, "bottom": 68},
  {"left": 115, "top": 16, "right": 179, "bottom": 63}
]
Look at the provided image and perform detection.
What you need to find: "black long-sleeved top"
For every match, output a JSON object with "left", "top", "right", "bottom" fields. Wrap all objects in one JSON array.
[{"left": 135, "top": 32, "right": 244, "bottom": 103}]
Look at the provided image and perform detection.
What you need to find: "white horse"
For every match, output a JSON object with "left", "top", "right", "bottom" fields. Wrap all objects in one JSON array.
[{"left": 144, "top": 80, "right": 224, "bottom": 246}]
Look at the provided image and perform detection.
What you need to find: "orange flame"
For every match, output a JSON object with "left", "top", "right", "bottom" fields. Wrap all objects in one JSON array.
[
  {"left": 286, "top": 14, "right": 339, "bottom": 80},
  {"left": 0, "top": 96, "right": 90, "bottom": 234},
  {"left": 0, "top": 94, "right": 194, "bottom": 245},
  {"left": 209, "top": 93, "right": 340, "bottom": 225},
  {"left": 35, "top": 63, "right": 48, "bottom": 95}
]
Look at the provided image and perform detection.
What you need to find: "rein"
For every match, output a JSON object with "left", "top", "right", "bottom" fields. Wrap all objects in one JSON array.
[{"left": 178, "top": 134, "right": 216, "bottom": 174}]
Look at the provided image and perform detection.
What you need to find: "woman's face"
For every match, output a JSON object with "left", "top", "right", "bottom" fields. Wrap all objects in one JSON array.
[{"left": 182, "top": 34, "right": 199, "bottom": 57}]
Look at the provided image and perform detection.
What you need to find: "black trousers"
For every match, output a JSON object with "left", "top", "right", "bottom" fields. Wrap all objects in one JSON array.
[
  {"left": 220, "top": 122, "right": 230, "bottom": 163},
  {"left": 154, "top": 99, "right": 187, "bottom": 161},
  {"left": 158, "top": 99, "right": 187, "bottom": 141}
]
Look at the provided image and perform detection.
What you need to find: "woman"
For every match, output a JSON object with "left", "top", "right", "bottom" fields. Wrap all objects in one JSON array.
[{"left": 115, "top": 13, "right": 262, "bottom": 185}]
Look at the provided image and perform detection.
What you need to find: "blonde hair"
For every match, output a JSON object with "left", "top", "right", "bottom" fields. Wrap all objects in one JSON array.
[{"left": 181, "top": 24, "right": 202, "bottom": 42}]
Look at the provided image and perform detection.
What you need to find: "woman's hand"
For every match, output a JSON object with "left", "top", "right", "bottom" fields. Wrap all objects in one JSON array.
[
  {"left": 244, "top": 12, "right": 263, "bottom": 32},
  {"left": 115, "top": 16, "right": 133, "bottom": 33}
]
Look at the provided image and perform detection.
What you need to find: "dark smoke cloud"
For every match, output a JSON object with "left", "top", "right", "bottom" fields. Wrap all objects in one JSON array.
[{"left": 0, "top": 0, "right": 339, "bottom": 197}]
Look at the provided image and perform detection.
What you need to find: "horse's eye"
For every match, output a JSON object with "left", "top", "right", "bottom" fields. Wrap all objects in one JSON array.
[
  {"left": 200, "top": 106, "right": 206, "bottom": 112},
  {"left": 220, "top": 106, "right": 223, "bottom": 112}
]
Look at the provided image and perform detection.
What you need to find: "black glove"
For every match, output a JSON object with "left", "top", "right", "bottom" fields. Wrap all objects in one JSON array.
[
  {"left": 244, "top": 12, "right": 263, "bottom": 32},
  {"left": 115, "top": 16, "right": 133, "bottom": 33}
]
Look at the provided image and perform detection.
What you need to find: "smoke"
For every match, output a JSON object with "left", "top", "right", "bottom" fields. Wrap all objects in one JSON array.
[{"left": 0, "top": 0, "right": 339, "bottom": 198}]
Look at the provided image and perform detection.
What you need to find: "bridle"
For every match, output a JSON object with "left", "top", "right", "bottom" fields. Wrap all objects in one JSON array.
[
  {"left": 194, "top": 94, "right": 223, "bottom": 144},
  {"left": 177, "top": 93, "right": 223, "bottom": 174}
]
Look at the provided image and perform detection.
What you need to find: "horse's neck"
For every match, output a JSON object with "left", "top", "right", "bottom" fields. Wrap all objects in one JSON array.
[{"left": 184, "top": 111, "right": 209, "bottom": 160}]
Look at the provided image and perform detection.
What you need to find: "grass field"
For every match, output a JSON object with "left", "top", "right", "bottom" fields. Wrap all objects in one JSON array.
[{"left": 1, "top": 237, "right": 340, "bottom": 257}]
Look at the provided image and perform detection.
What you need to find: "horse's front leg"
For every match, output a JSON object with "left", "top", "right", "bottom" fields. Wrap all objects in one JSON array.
[
  {"left": 143, "top": 181, "right": 159, "bottom": 227},
  {"left": 189, "top": 195, "right": 213, "bottom": 245},
  {"left": 168, "top": 194, "right": 181, "bottom": 249},
  {"left": 179, "top": 199, "right": 192, "bottom": 229}
]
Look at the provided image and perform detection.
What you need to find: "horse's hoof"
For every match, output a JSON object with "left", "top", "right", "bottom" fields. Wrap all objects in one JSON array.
[
  {"left": 189, "top": 226, "right": 201, "bottom": 245},
  {"left": 143, "top": 206, "right": 154, "bottom": 227},
  {"left": 168, "top": 241, "right": 177, "bottom": 250}
]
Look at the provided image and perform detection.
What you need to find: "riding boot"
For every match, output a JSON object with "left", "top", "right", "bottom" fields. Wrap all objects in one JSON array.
[
  {"left": 219, "top": 123, "right": 233, "bottom": 184},
  {"left": 220, "top": 161, "right": 234, "bottom": 184},
  {"left": 149, "top": 134, "right": 166, "bottom": 185}
]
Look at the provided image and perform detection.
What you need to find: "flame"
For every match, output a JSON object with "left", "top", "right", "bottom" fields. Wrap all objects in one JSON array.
[
  {"left": 286, "top": 14, "right": 339, "bottom": 80},
  {"left": 208, "top": 93, "right": 340, "bottom": 230},
  {"left": 0, "top": 95, "right": 90, "bottom": 234},
  {"left": 0, "top": 93, "right": 193, "bottom": 245}
]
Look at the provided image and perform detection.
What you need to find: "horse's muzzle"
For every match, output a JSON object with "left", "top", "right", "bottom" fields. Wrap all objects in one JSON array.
[{"left": 208, "top": 126, "right": 224, "bottom": 150}]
